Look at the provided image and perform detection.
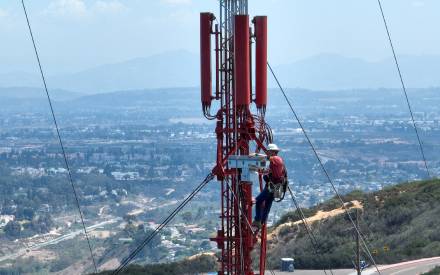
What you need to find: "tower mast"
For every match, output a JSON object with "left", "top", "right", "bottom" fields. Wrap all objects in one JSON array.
[{"left": 201, "top": 1, "right": 270, "bottom": 274}]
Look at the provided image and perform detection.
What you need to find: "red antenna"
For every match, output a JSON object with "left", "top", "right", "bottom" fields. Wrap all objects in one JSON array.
[{"left": 200, "top": 1, "right": 271, "bottom": 274}]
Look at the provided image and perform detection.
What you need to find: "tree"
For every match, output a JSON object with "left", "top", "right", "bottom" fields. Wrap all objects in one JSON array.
[
  {"left": 195, "top": 207, "right": 205, "bottom": 220},
  {"left": 4, "top": 221, "right": 21, "bottom": 239},
  {"left": 30, "top": 214, "right": 54, "bottom": 233},
  {"left": 200, "top": 240, "right": 212, "bottom": 250},
  {"left": 181, "top": 212, "right": 193, "bottom": 223},
  {"left": 123, "top": 214, "right": 137, "bottom": 224},
  {"left": 19, "top": 208, "right": 35, "bottom": 220},
  {"left": 103, "top": 164, "right": 113, "bottom": 177}
]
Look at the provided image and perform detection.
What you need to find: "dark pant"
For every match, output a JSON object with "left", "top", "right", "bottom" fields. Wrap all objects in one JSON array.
[{"left": 254, "top": 186, "right": 274, "bottom": 223}]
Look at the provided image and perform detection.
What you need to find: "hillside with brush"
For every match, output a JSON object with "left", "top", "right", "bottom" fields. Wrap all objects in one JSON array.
[
  {"left": 96, "top": 253, "right": 216, "bottom": 275},
  {"left": 265, "top": 179, "right": 440, "bottom": 269}
]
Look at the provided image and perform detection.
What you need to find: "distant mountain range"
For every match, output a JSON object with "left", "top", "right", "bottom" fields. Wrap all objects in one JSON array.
[
  {"left": 0, "top": 50, "right": 198, "bottom": 94},
  {"left": 2, "top": 86, "right": 440, "bottom": 118},
  {"left": 1, "top": 51, "right": 440, "bottom": 94},
  {"left": 0, "top": 87, "right": 82, "bottom": 101},
  {"left": 274, "top": 54, "right": 440, "bottom": 90}
]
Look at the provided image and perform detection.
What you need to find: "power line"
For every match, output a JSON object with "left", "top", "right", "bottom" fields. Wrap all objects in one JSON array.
[
  {"left": 288, "top": 186, "right": 363, "bottom": 273},
  {"left": 286, "top": 186, "right": 334, "bottom": 275},
  {"left": 376, "top": 0, "right": 431, "bottom": 178},
  {"left": 267, "top": 62, "right": 382, "bottom": 275},
  {"left": 20, "top": 1, "right": 98, "bottom": 273},
  {"left": 112, "top": 173, "right": 215, "bottom": 274}
]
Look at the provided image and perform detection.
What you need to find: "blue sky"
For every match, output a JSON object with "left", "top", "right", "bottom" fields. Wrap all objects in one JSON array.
[{"left": 0, "top": 0, "right": 439, "bottom": 74}]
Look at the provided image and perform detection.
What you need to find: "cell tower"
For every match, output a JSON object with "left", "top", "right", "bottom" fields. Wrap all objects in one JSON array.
[{"left": 200, "top": 0, "right": 272, "bottom": 274}]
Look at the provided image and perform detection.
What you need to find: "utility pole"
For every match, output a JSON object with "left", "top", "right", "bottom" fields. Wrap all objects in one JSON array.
[{"left": 356, "top": 209, "right": 361, "bottom": 275}]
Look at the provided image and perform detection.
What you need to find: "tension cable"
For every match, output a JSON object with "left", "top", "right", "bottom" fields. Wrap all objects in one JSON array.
[
  {"left": 112, "top": 173, "right": 215, "bottom": 274},
  {"left": 376, "top": 0, "right": 431, "bottom": 178},
  {"left": 21, "top": 1, "right": 97, "bottom": 272},
  {"left": 268, "top": 62, "right": 382, "bottom": 275}
]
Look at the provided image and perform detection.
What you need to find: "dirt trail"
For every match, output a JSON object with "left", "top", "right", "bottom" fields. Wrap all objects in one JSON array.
[{"left": 269, "top": 200, "right": 363, "bottom": 239}]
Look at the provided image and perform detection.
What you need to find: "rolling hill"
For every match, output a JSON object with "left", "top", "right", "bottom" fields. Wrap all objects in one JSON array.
[{"left": 266, "top": 179, "right": 440, "bottom": 269}]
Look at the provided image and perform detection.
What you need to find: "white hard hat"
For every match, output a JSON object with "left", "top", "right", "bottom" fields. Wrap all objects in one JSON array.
[{"left": 267, "top": 143, "right": 280, "bottom": 152}]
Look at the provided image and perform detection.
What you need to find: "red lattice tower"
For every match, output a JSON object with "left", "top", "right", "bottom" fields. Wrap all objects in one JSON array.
[{"left": 200, "top": 1, "right": 271, "bottom": 274}]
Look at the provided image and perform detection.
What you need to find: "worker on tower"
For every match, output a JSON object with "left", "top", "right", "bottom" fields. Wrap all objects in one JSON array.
[{"left": 252, "top": 143, "right": 288, "bottom": 231}]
